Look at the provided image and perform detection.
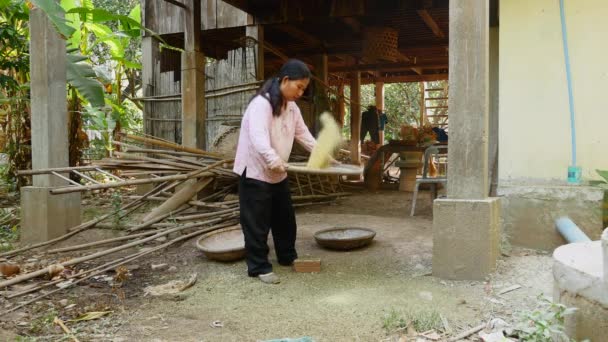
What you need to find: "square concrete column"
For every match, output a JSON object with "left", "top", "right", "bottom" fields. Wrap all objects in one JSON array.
[
  {"left": 182, "top": 0, "right": 206, "bottom": 150},
  {"left": 22, "top": 8, "right": 81, "bottom": 244},
  {"left": 432, "top": 0, "right": 500, "bottom": 280}
]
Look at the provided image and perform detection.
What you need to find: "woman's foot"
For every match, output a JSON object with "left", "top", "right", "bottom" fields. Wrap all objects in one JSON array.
[{"left": 258, "top": 272, "right": 280, "bottom": 284}]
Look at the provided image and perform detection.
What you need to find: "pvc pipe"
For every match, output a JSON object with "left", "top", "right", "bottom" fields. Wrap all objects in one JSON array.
[
  {"left": 558, "top": 0, "right": 579, "bottom": 176},
  {"left": 555, "top": 217, "right": 591, "bottom": 243}
]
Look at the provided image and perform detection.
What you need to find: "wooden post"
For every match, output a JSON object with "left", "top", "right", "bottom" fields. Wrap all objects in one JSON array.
[
  {"left": 337, "top": 83, "right": 345, "bottom": 127},
  {"left": 350, "top": 72, "right": 361, "bottom": 164},
  {"left": 375, "top": 81, "right": 384, "bottom": 144},
  {"left": 141, "top": 36, "right": 158, "bottom": 141},
  {"left": 312, "top": 54, "right": 330, "bottom": 134},
  {"left": 182, "top": 0, "right": 206, "bottom": 149},
  {"left": 246, "top": 25, "right": 264, "bottom": 80},
  {"left": 420, "top": 81, "right": 426, "bottom": 126},
  {"left": 375, "top": 81, "right": 384, "bottom": 112}
]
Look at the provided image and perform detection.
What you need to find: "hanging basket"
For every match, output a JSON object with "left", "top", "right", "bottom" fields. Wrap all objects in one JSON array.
[{"left": 362, "top": 27, "right": 399, "bottom": 62}]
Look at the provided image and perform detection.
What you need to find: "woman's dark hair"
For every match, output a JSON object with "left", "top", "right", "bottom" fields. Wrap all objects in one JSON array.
[{"left": 252, "top": 59, "right": 311, "bottom": 116}]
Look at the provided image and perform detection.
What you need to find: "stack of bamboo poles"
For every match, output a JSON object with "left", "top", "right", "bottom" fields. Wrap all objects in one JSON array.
[{"left": 0, "top": 133, "right": 350, "bottom": 315}]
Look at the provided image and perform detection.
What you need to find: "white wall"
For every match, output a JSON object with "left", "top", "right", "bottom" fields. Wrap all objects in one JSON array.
[{"left": 499, "top": 0, "right": 608, "bottom": 182}]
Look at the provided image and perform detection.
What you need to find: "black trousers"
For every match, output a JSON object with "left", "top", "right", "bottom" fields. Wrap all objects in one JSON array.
[{"left": 239, "top": 170, "right": 298, "bottom": 276}]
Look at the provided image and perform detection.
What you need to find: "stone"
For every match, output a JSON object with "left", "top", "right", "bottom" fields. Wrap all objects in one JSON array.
[
  {"left": 151, "top": 263, "right": 168, "bottom": 271},
  {"left": 433, "top": 198, "right": 501, "bottom": 280}
]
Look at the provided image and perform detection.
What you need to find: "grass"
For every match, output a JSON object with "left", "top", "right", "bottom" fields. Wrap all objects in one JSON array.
[
  {"left": 381, "top": 308, "right": 443, "bottom": 334},
  {"left": 0, "top": 208, "right": 19, "bottom": 251}
]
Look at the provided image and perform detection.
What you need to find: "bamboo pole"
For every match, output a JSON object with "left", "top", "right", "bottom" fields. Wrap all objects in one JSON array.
[
  {"left": 0, "top": 214, "right": 237, "bottom": 288},
  {"left": 46, "top": 230, "right": 164, "bottom": 254},
  {"left": 141, "top": 178, "right": 214, "bottom": 223},
  {"left": 0, "top": 221, "right": 238, "bottom": 314},
  {"left": 121, "top": 133, "right": 223, "bottom": 158},
  {"left": 0, "top": 181, "right": 172, "bottom": 258},
  {"left": 50, "top": 168, "right": 214, "bottom": 195}
]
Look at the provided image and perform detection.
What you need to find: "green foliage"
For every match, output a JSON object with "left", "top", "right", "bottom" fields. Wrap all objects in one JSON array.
[
  {"left": 515, "top": 295, "right": 577, "bottom": 342},
  {"left": 596, "top": 170, "right": 608, "bottom": 184},
  {"left": 31, "top": 0, "right": 76, "bottom": 38},
  {"left": 67, "top": 49, "right": 105, "bottom": 107},
  {"left": 110, "top": 191, "right": 123, "bottom": 228},
  {"left": 341, "top": 81, "right": 444, "bottom": 142},
  {"left": 0, "top": 0, "right": 32, "bottom": 188}
]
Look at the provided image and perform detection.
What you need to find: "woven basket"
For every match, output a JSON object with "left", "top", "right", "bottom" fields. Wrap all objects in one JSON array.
[{"left": 362, "top": 27, "right": 399, "bottom": 62}]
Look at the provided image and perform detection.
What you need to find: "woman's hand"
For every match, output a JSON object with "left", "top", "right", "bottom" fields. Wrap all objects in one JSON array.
[{"left": 270, "top": 160, "right": 288, "bottom": 173}]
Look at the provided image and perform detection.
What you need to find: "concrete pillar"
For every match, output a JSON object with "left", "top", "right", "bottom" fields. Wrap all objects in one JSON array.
[
  {"left": 432, "top": 0, "right": 500, "bottom": 280},
  {"left": 22, "top": 8, "right": 81, "bottom": 244},
  {"left": 488, "top": 26, "right": 499, "bottom": 196},
  {"left": 182, "top": 0, "right": 206, "bottom": 149},
  {"left": 447, "top": 0, "right": 489, "bottom": 200},
  {"left": 246, "top": 25, "right": 264, "bottom": 80},
  {"left": 349, "top": 72, "right": 361, "bottom": 164},
  {"left": 30, "top": 8, "right": 69, "bottom": 188}
]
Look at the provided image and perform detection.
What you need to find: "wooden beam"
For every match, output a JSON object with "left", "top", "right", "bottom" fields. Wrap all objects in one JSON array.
[
  {"left": 330, "top": 61, "right": 447, "bottom": 73},
  {"left": 275, "top": 24, "right": 322, "bottom": 47},
  {"left": 162, "top": 0, "right": 187, "bottom": 9},
  {"left": 417, "top": 9, "right": 445, "bottom": 38},
  {"left": 263, "top": 41, "right": 289, "bottom": 61},
  {"left": 341, "top": 17, "right": 361, "bottom": 34}
]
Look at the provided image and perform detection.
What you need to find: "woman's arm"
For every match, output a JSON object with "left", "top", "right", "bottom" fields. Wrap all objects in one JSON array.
[{"left": 248, "top": 97, "right": 284, "bottom": 170}]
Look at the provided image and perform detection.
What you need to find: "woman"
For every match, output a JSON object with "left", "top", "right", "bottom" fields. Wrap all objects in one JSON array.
[{"left": 233, "top": 59, "right": 316, "bottom": 284}]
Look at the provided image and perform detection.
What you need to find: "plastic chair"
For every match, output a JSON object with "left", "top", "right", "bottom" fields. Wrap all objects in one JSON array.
[{"left": 410, "top": 145, "right": 448, "bottom": 216}]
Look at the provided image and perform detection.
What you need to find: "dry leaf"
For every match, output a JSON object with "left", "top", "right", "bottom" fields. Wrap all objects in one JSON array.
[
  {"left": 0, "top": 263, "right": 20, "bottom": 277},
  {"left": 179, "top": 273, "right": 197, "bottom": 292},
  {"left": 48, "top": 264, "right": 64, "bottom": 278},
  {"left": 68, "top": 311, "right": 112, "bottom": 322}
]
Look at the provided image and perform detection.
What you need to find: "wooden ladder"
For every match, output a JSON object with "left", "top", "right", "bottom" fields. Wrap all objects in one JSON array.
[{"left": 421, "top": 82, "right": 449, "bottom": 129}]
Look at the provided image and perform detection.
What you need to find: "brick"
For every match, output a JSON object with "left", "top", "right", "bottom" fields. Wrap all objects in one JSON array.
[{"left": 293, "top": 258, "right": 321, "bottom": 273}]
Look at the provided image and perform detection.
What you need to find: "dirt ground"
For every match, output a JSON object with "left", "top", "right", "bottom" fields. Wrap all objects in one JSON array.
[{"left": 0, "top": 190, "right": 553, "bottom": 341}]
